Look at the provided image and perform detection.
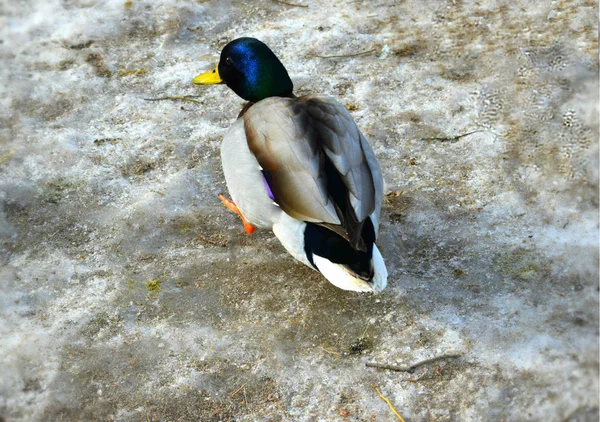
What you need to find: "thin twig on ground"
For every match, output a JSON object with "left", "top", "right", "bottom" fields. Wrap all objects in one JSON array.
[
  {"left": 310, "top": 48, "right": 376, "bottom": 59},
  {"left": 373, "top": 384, "right": 406, "bottom": 421},
  {"left": 230, "top": 383, "right": 246, "bottom": 398},
  {"left": 144, "top": 96, "right": 203, "bottom": 104},
  {"left": 366, "top": 353, "right": 462, "bottom": 373},
  {"left": 420, "top": 129, "right": 494, "bottom": 143},
  {"left": 272, "top": 0, "right": 308, "bottom": 7},
  {"left": 319, "top": 346, "right": 343, "bottom": 357}
]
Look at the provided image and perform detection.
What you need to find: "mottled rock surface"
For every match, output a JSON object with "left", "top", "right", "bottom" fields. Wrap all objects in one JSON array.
[{"left": 1, "top": 0, "right": 598, "bottom": 420}]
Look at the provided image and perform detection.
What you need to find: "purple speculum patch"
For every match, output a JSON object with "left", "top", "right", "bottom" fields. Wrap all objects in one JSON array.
[{"left": 261, "top": 170, "right": 275, "bottom": 201}]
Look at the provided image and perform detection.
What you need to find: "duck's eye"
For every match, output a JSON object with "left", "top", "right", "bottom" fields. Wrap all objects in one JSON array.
[{"left": 225, "top": 57, "right": 233, "bottom": 66}]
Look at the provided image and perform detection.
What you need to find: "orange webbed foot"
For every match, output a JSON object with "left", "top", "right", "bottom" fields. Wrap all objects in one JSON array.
[{"left": 218, "top": 194, "right": 255, "bottom": 234}]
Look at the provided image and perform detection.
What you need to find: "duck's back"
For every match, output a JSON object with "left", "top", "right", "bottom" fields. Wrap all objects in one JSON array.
[{"left": 243, "top": 94, "right": 384, "bottom": 245}]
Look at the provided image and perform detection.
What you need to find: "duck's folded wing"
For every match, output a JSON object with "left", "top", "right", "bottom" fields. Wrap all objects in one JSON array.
[
  {"left": 303, "top": 95, "right": 380, "bottom": 225},
  {"left": 243, "top": 95, "right": 380, "bottom": 242}
]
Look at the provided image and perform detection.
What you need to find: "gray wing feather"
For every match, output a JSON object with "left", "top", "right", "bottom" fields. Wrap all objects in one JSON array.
[
  {"left": 304, "top": 95, "right": 376, "bottom": 222},
  {"left": 359, "top": 131, "right": 383, "bottom": 236}
]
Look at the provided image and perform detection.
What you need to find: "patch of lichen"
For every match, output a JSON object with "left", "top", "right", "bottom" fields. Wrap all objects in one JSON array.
[
  {"left": 0, "top": 149, "right": 16, "bottom": 165},
  {"left": 2, "top": 194, "right": 95, "bottom": 258},
  {"left": 493, "top": 247, "right": 549, "bottom": 283},
  {"left": 117, "top": 67, "right": 148, "bottom": 77},
  {"left": 80, "top": 312, "right": 123, "bottom": 340},
  {"left": 12, "top": 95, "right": 74, "bottom": 121},
  {"left": 40, "top": 177, "right": 86, "bottom": 204},
  {"left": 145, "top": 279, "right": 161, "bottom": 293},
  {"left": 86, "top": 52, "right": 111, "bottom": 77},
  {"left": 403, "top": 235, "right": 468, "bottom": 279},
  {"left": 167, "top": 212, "right": 229, "bottom": 248},
  {"left": 170, "top": 213, "right": 203, "bottom": 236},
  {"left": 120, "top": 159, "right": 157, "bottom": 177},
  {"left": 117, "top": 144, "right": 173, "bottom": 179}
]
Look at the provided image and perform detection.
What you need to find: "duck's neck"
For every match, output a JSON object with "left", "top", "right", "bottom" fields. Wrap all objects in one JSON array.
[
  {"left": 237, "top": 102, "right": 255, "bottom": 119},
  {"left": 237, "top": 92, "right": 296, "bottom": 119}
]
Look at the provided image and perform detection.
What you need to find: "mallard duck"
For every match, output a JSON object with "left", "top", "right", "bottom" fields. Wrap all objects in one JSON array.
[{"left": 193, "top": 37, "right": 387, "bottom": 293}]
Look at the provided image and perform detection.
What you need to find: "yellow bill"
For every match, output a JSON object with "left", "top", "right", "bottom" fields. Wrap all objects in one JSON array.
[{"left": 192, "top": 66, "right": 222, "bottom": 85}]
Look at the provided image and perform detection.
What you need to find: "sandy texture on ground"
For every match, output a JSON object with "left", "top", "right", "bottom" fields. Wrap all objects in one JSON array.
[{"left": 1, "top": 0, "right": 598, "bottom": 420}]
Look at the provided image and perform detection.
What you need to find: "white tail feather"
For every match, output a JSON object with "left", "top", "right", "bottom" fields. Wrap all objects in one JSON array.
[
  {"left": 312, "top": 255, "right": 373, "bottom": 292},
  {"left": 313, "top": 244, "right": 388, "bottom": 293},
  {"left": 371, "top": 244, "right": 388, "bottom": 293}
]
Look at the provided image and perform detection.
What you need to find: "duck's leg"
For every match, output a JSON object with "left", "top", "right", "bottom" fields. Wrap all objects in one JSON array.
[{"left": 218, "top": 194, "right": 255, "bottom": 234}]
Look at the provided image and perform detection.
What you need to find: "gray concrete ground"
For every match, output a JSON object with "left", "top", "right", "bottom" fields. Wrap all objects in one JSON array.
[{"left": 1, "top": 0, "right": 598, "bottom": 420}]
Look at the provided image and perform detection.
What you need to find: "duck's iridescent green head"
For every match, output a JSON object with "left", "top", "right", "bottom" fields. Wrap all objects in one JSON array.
[{"left": 193, "top": 37, "right": 293, "bottom": 103}]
